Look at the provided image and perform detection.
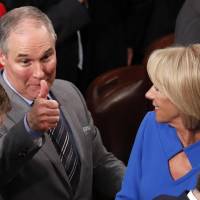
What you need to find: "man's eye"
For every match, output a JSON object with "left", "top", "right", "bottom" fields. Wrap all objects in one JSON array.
[
  {"left": 20, "top": 59, "right": 31, "bottom": 66},
  {"left": 42, "top": 54, "right": 51, "bottom": 62}
]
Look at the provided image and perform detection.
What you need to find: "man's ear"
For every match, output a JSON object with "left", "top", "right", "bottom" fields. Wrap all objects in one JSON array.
[{"left": 0, "top": 49, "right": 6, "bottom": 66}]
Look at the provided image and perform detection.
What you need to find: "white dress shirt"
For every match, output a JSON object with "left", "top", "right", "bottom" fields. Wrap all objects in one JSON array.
[{"left": 188, "top": 190, "right": 198, "bottom": 200}]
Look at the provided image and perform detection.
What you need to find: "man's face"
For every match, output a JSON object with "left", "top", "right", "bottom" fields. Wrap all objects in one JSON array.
[{"left": 0, "top": 22, "right": 56, "bottom": 100}]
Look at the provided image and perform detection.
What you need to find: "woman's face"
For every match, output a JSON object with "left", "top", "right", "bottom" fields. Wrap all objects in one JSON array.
[{"left": 145, "top": 85, "right": 181, "bottom": 124}]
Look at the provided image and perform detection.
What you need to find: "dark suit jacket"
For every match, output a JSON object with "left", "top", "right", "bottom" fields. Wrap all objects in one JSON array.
[
  {"left": 87, "top": 0, "right": 184, "bottom": 76},
  {"left": 87, "top": 0, "right": 153, "bottom": 76},
  {"left": 135, "top": 0, "right": 184, "bottom": 62},
  {"left": 0, "top": 74, "right": 125, "bottom": 200},
  {"left": 154, "top": 192, "right": 189, "bottom": 200},
  {"left": 175, "top": 0, "right": 200, "bottom": 45},
  {"left": 4, "top": 0, "right": 90, "bottom": 85}
]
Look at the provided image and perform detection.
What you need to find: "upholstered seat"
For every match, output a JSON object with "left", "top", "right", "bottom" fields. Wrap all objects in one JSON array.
[{"left": 85, "top": 65, "right": 151, "bottom": 164}]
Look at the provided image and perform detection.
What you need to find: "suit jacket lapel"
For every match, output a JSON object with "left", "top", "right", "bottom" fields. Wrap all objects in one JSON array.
[
  {"left": 50, "top": 85, "right": 86, "bottom": 164},
  {"left": 50, "top": 85, "right": 89, "bottom": 192},
  {"left": 60, "top": 105, "right": 85, "bottom": 161},
  {"left": 41, "top": 133, "right": 73, "bottom": 193}
]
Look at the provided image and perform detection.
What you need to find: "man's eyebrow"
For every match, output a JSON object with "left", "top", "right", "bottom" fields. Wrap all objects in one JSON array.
[
  {"left": 17, "top": 54, "right": 28, "bottom": 58},
  {"left": 44, "top": 48, "right": 54, "bottom": 54},
  {"left": 16, "top": 48, "right": 54, "bottom": 58}
]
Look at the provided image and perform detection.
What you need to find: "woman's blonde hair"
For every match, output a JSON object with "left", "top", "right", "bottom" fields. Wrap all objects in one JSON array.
[{"left": 147, "top": 44, "right": 200, "bottom": 131}]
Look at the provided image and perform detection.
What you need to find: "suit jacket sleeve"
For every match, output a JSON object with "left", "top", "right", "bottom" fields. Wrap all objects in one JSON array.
[
  {"left": 91, "top": 120, "right": 125, "bottom": 198},
  {"left": 69, "top": 83, "right": 126, "bottom": 198},
  {"left": 124, "top": 0, "right": 153, "bottom": 48},
  {"left": 0, "top": 119, "right": 41, "bottom": 187}
]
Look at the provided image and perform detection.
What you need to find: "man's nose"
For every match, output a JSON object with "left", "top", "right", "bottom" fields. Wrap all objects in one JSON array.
[{"left": 33, "top": 62, "right": 45, "bottom": 78}]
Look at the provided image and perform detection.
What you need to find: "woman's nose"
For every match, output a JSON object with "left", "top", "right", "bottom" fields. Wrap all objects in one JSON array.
[{"left": 145, "top": 86, "right": 155, "bottom": 100}]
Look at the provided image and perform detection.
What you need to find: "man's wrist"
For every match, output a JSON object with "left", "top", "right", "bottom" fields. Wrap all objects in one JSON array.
[{"left": 24, "top": 114, "right": 43, "bottom": 138}]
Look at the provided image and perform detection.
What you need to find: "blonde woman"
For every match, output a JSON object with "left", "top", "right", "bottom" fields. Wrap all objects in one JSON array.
[{"left": 116, "top": 44, "right": 200, "bottom": 200}]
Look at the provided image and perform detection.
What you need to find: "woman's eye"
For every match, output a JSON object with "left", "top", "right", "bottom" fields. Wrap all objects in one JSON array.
[{"left": 154, "top": 86, "right": 159, "bottom": 91}]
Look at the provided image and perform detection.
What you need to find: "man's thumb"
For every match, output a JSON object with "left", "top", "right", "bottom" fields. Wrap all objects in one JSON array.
[{"left": 37, "top": 80, "right": 49, "bottom": 99}]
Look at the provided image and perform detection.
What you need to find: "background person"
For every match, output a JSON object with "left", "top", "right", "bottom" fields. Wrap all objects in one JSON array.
[{"left": 175, "top": 0, "right": 200, "bottom": 45}]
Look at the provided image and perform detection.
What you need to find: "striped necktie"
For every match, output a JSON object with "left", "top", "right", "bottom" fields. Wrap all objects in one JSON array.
[{"left": 49, "top": 112, "right": 81, "bottom": 193}]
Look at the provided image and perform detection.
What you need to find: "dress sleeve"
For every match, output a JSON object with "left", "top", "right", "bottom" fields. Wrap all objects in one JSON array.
[{"left": 115, "top": 113, "right": 150, "bottom": 200}]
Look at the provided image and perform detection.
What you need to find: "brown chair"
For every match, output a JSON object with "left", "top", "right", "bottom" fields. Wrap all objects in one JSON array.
[
  {"left": 85, "top": 65, "right": 151, "bottom": 164},
  {"left": 143, "top": 33, "right": 175, "bottom": 66}
]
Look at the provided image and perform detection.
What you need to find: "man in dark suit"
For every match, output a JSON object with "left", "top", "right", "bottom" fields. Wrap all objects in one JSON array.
[
  {"left": 87, "top": 0, "right": 151, "bottom": 77},
  {"left": 175, "top": 0, "right": 200, "bottom": 45},
  {"left": 133, "top": 0, "right": 184, "bottom": 63},
  {"left": 87, "top": 0, "right": 184, "bottom": 79},
  {"left": 0, "top": 6, "right": 125, "bottom": 200}
]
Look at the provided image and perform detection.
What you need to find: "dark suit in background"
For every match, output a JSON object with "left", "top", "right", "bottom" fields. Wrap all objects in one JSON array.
[
  {"left": 3, "top": 0, "right": 90, "bottom": 87},
  {"left": 86, "top": 0, "right": 184, "bottom": 82},
  {"left": 154, "top": 192, "right": 189, "bottom": 200},
  {"left": 135, "top": 0, "right": 184, "bottom": 63},
  {"left": 87, "top": 0, "right": 152, "bottom": 78},
  {"left": 175, "top": 0, "right": 200, "bottom": 45}
]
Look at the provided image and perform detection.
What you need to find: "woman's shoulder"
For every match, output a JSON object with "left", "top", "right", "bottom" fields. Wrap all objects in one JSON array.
[
  {"left": 137, "top": 112, "right": 174, "bottom": 148},
  {"left": 142, "top": 111, "right": 156, "bottom": 125},
  {"left": 141, "top": 111, "right": 170, "bottom": 132}
]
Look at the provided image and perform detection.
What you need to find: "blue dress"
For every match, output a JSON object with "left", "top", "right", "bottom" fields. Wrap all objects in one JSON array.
[{"left": 115, "top": 111, "right": 200, "bottom": 200}]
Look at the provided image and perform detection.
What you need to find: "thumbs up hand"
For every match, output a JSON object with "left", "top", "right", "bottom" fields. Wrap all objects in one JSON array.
[
  {"left": 37, "top": 80, "right": 49, "bottom": 99},
  {"left": 27, "top": 80, "right": 60, "bottom": 132}
]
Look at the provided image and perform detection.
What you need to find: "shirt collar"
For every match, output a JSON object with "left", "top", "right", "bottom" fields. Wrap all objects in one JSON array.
[
  {"left": 2, "top": 70, "right": 52, "bottom": 105},
  {"left": 3, "top": 70, "right": 33, "bottom": 105},
  {"left": 188, "top": 190, "right": 198, "bottom": 200}
]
